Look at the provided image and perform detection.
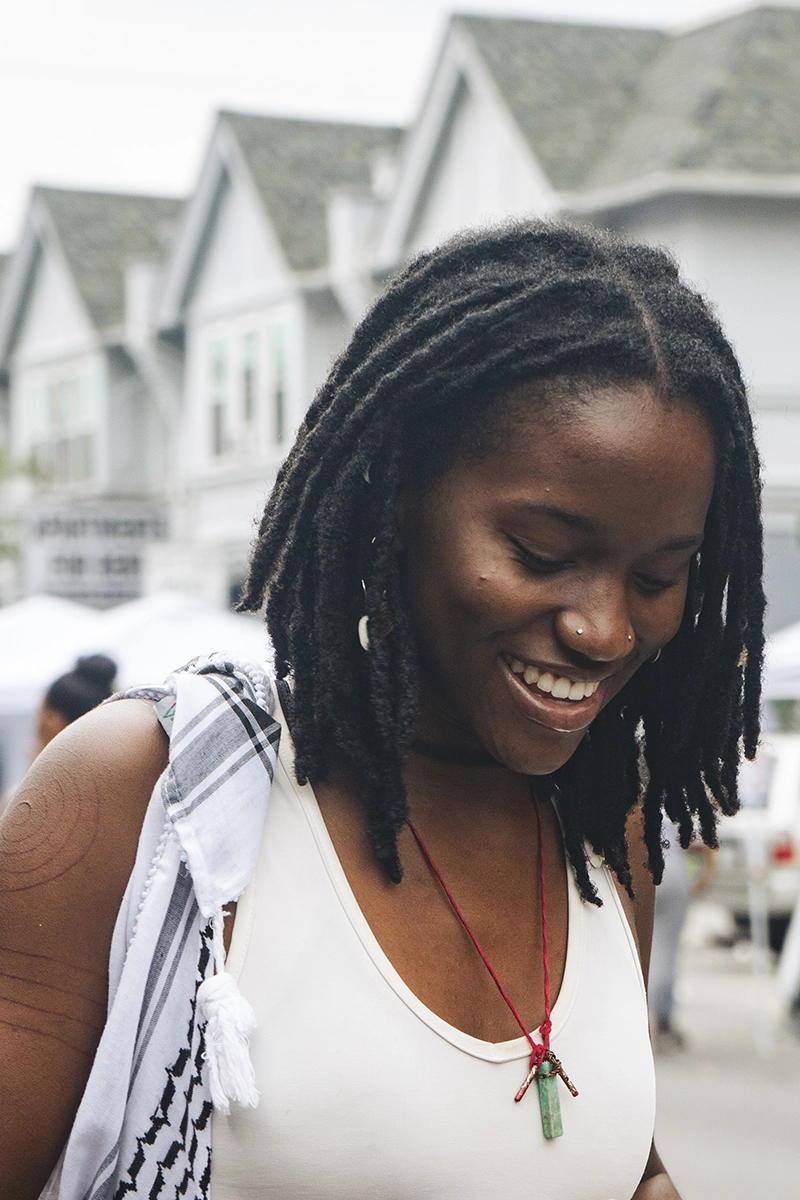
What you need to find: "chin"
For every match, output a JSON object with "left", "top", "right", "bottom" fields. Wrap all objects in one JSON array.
[{"left": 488, "top": 727, "right": 586, "bottom": 777}]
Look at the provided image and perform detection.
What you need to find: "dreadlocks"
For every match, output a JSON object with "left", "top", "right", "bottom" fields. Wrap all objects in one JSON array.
[{"left": 240, "top": 222, "right": 764, "bottom": 904}]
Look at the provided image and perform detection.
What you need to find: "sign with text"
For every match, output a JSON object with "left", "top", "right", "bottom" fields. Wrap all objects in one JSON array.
[{"left": 24, "top": 503, "right": 169, "bottom": 608}]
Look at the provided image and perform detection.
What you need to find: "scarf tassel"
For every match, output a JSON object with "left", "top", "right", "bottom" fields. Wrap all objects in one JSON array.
[{"left": 197, "top": 908, "right": 259, "bottom": 1115}]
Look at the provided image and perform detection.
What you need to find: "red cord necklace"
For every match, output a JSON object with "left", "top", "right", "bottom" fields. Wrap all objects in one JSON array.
[{"left": 405, "top": 785, "right": 578, "bottom": 1140}]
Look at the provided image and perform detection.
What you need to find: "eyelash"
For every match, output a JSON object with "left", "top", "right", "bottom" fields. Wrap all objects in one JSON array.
[
  {"left": 511, "top": 542, "right": 678, "bottom": 593},
  {"left": 511, "top": 543, "right": 572, "bottom": 574},
  {"left": 634, "top": 575, "right": 677, "bottom": 594}
]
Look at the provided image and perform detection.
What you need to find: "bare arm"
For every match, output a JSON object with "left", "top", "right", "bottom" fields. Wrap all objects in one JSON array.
[
  {"left": 614, "top": 806, "right": 682, "bottom": 1200},
  {"left": 0, "top": 699, "right": 168, "bottom": 1200}
]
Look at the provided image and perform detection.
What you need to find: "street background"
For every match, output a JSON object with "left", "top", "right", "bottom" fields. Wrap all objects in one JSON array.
[
  {"left": 3, "top": 3, "right": 800, "bottom": 1195},
  {"left": 656, "top": 906, "right": 800, "bottom": 1199}
]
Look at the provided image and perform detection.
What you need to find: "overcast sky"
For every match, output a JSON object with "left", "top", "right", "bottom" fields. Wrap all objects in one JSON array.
[{"left": 0, "top": 0, "right": 777, "bottom": 250}]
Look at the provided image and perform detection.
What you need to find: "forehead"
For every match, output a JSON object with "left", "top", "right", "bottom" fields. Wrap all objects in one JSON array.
[{"left": 444, "top": 380, "right": 716, "bottom": 542}]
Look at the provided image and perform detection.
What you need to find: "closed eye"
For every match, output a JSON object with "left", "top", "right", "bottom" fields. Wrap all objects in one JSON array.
[
  {"left": 510, "top": 539, "right": 572, "bottom": 574},
  {"left": 635, "top": 573, "right": 678, "bottom": 593}
]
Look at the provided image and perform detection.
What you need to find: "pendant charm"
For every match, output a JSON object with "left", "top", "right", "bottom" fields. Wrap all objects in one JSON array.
[
  {"left": 536, "top": 1059, "right": 563, "bottom": 1139},
  {"left": 514, "top": 1050, "right": 578, "bottom": 1139}
]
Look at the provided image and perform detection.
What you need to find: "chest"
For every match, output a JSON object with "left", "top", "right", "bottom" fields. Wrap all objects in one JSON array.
[
  {"left": 212, "top": 749, "right": 656, "bottom": 1200},
  {"left": 316, "top": 775, "right": 569, "bottom": 1043}
]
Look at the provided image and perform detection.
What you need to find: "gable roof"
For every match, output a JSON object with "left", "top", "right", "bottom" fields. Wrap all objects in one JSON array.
[
  {"left": 455, "top": 15, "right": 665, "bottom": 191},
  {"left": 587, "top": 5, "right": 800, "bottom": 189},
  {"left": 36, "top": 187, "right": 184, "bottom": 329},
  {"left": 221, "top": 112, "right": 404, "bottom": 272}
]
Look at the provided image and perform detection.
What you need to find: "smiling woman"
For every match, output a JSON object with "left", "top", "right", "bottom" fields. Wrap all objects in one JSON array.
[{"left": 0, "top": 223, "right": 764, "bottom": 1200}]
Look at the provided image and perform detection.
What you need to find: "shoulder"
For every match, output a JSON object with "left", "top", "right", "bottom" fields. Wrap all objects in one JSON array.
[
  {"left": 0, "top": 699, "right": 168, "bottom": 1196},
  {"left": 0, "top": 696, "right": 168, "bottom": 942},
  {"left": 4, "top": 698, "right": 168, "bottom": 860}
]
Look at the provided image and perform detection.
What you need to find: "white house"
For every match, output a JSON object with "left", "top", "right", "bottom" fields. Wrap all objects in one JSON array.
[
  {"left": 150, "top": 111, "right": 403, "bottom": 608},
  {"left": 377, "top": 5, "right": 800, "bottom": 632},
  {"left": 0, "top": 187, "right": 183, "bottom": 607},
  {"left": 3, "top": 4, "right": 800, "bottom": 632}
]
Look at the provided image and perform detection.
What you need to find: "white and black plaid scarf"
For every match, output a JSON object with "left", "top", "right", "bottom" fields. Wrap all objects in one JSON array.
[{"left": 46, "top": 655, "right": 280, "bottom": 1200}]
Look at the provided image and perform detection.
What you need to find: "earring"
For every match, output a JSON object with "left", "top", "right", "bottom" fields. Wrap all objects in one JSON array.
[
  {"left": 575, "top": 627, "right": 584, "bottom": 636},
  {"left": 358, "top": 586, "right": 394, "bottom": 651},
  {"left": 358, "top": 613, "right": 370, "bottom": 651}
]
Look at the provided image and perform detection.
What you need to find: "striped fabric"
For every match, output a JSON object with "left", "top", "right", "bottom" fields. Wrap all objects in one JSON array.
[{"left": 48, "top": 656, "right": 280, "bottom": 1200}]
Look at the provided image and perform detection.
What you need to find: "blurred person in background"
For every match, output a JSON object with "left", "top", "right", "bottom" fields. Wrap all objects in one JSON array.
[
  {"left": 649, "top": 820, "right": 716, "bottom": 1051},
  {"left": 0, "top": 655, "right": 117, "bottom": 818},
  {"left": 0, "top": 224, "right": 764, "bottom": 1200},
  {"left": 33, "top": 655, "right": 118, "bottom": 756}
]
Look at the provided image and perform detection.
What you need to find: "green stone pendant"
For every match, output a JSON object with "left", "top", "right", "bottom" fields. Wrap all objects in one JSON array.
[{"left": 537, "top": 1059, "right": 564, "bottom": 1139}]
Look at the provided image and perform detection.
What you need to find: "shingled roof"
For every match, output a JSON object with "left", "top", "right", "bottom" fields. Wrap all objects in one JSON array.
[
  {"left": 221, "top": 112, "right": 403, "bottom": 272},
  {"left": 456, "top": 5, "right": 800, "bottom": 195},
  {"left": 456, "top": 15, "right": 665, "bottom": 191},
  {"left": 587, "top": 5, "right": 800, "bottom": 189},
  {"left": 37, "top": 188, "right": 183, "bottom": 329}
]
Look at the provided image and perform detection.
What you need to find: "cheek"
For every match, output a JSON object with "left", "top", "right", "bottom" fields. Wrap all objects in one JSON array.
[{"left": 657, "top": 572, "right": 695, "bottom": 635}]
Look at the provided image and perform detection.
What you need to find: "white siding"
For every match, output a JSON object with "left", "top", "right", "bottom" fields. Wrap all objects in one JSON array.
[
  {"left": 12, "top": 240, "right": 96, "bottom": 369},
  {"left": 189, "top": 169, "right": 292, "bottom": 323},
  {"left": 12, "top": 353, "right": 105, "bottom": 491},
  {"left": 304, "top": 290, "right": 350, "bottom": 411},
  {"left": 407, "top": 80, "right": 546, "bottom": 259},
  {"left": 184, "top": 300, "right": 303, "bottom": 482},
  {"left": 603, "top": 195, "right": 800, "bottom": 495},
  {"left": 172, "top": 162, "right": 317, "bottom": 607}
]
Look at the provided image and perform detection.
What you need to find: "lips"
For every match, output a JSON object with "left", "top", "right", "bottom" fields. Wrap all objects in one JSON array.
[{"left": 500, "top": 654, "right": 608, "bottom": 733}]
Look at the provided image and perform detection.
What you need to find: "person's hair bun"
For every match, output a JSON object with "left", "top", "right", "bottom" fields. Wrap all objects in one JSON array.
[{"left": 75, "top": 654, "right": 117, "bottom": 687}]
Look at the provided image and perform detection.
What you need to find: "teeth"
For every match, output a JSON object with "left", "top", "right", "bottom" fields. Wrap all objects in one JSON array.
[{"left": 507, "top": 656, "right": 600, "bottom": 702}]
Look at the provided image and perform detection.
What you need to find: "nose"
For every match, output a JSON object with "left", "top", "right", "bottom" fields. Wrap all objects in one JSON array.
[{"left": 556, "top": 584, "right": 635, "bottom": 663}]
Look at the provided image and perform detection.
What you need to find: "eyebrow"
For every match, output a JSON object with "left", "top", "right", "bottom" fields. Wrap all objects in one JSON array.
[{"left": 517, "top": 503, "right": 704, "bottom": 552}]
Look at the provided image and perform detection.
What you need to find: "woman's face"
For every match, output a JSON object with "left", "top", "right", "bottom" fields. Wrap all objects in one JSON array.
[{"left": 398, "top": 380, "right": 716, "bottom": 775}]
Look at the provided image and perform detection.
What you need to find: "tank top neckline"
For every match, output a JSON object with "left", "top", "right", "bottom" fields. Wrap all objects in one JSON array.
[{"left": 262, "top": 703, "right": 587, "bottom": 1066}]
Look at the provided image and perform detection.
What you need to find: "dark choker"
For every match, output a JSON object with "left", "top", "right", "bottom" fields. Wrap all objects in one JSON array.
[{"left": 410, "top": 737, "right": 503, "bottom": 767}]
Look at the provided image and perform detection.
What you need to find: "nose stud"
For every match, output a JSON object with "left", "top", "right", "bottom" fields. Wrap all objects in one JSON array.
[{"left": 575, "top": 627, "right": 634, "bottom": 644}]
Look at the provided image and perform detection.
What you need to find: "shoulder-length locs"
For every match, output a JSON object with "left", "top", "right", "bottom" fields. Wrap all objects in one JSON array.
[{"left": 241, "top": 222, "right": 765, "bottom": 904}]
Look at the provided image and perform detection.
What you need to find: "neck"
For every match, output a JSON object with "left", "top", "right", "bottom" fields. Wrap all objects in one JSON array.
[{"left": 410, "top": 737, "right": 502, "bottom": 768}]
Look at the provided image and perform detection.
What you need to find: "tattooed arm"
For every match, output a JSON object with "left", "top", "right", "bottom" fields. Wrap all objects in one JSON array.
[{"left": 0, "top": 699, "right": 168, "bottom": 1200}]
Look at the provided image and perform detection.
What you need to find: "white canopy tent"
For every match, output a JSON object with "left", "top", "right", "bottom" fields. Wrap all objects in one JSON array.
[
  {"left": 763, "top": 620, "right": 800, "bottom": 701},
  {"left": 0, "top": 593, "right": 272, "bottom": 790}
]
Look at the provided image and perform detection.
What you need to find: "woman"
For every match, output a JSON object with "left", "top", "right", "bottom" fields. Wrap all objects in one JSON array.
[
  {"left": 0, "top": 224, "right": 763, "bottom": 1200},
  {"left": 33, "top": 654, "right": 118, "bottom": 756}
]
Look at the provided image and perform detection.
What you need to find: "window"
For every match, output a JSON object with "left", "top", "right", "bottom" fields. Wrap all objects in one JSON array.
[
  {"left": 242, "top": 331, "right": 258, "bottom": 425},
  {"left": 209, "top": 338, "right": 228, "bottom": 457},
  {"left": 28, "top": 365, "right": 98, "bottom": 485},
  {"left": 272, "top": 326, "right": 287, "bottom": 445}
]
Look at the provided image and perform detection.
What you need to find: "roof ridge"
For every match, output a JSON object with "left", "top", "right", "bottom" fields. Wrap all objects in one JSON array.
[
  {"left": 33, "top": 183, "right": 184, "bottom": 204},
  {"left": 220, "top": 109, "right": 403, "bottom": 133},
  {"left": 222, "top": 110, "right": 403, "bottom": 271},
  {"left": 453, "top": 11, "right": 658, "bottom": 34}
]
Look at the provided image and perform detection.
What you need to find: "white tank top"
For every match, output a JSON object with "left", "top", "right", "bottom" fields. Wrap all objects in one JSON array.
[{"left": 213, "top": 718, "right": 656, "bottom": 1199}]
